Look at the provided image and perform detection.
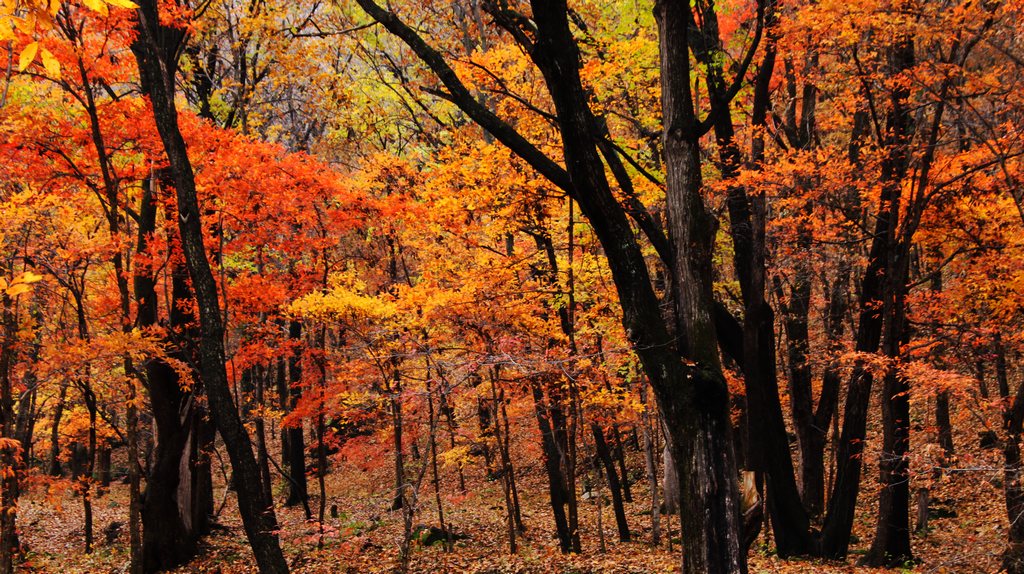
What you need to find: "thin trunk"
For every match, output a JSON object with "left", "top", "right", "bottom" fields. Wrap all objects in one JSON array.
[
  {"left": 640, "top": 381, "right": 661, "bottom": 544},
  {"left": 47, "top": 381, "right": 68, "bottom": 476},
  {"left": 489, "top": 373, "right": 518, "bottom": 553},
  {"left": 426, "top": 371, "right": 450, "bottom": 552},
  {"left": 254, "top": 367, "right": 273, "bottom": 506},
  {"left": 316, "top": 325, "right": 328, "bottom": 550},
  {"left": 592, "top": 423, "right": 630, "bottom": 542}
]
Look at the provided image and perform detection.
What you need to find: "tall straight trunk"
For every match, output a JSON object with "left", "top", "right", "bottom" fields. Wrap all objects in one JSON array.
[
  {"left": 1001, "top": 352, "right": 1024, "bottom": 573},
  {"left": 936, "top": 392, "right": 954, "bottom": 456},
  {"left": 695, "top": 1, "right": 813, "bottom": 552},
  {"left": 861, "top": 34, "right": 917, "bottom": 568},
  {"left": 820, "top": 41, "right": 915, "bottom": 559},
  {"left": 498, "top": 382, "right": 524, "bottom": 532},
  {"left": 82, "top": 385, "right": 97, "bottom": 554},
  {"left": 96, "top": 448, "right": 112, "bottom": 489},
  {"left": 131, "top": 6, "right": 288, "bottom": 571},
  {"left": 976, "top": 360, "right": 989, "bottom": 399},
  {"left": 931, "top": 270, "right": 954, "bottom": 458},
  {"left": 611, "top": 425, "right": 632, "bottom": 503},
  {"left": 535, "top": 229, "right": 583, "bottom": 551},
  {"left": 284, "top": 321, "right": 308, "bottom": 510},
  {"left": 47, "top": 381, "right": 68, "bottom": 476},
  {"left": 0, "top": 295, "right": 20, "bottom": 574},
  {"left": 426, "top": 372, "right": 450, "bottom": 551},
  {"left": 640, "top": 381, "right": 661, "bottom": 544},
  {"left": 315, "top": 326, "right": 328, "bottom": 549},
  {"left": 191, "top": 412, "right": 216, "bottom": 535},
  {"left": 390, "top": 369, "right": 405, "bottom": 511},
  {"left": 657, "top": 1, "right": 747, "bottom": 570},
  {"left": 254, "top": 367, "right": 273, "bottom": 506}
]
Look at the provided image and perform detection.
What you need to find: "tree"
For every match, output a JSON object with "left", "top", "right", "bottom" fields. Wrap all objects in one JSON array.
[{"left": 130, "top": 2, "right": 289, "bottom": 572}]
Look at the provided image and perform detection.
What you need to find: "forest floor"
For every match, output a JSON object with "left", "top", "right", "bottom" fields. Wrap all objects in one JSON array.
[{"left": 12, "top": 429, "right": 1008, "bottom": 574}]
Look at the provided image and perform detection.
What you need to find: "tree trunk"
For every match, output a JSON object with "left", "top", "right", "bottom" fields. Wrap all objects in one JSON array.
[
  {"left": 936, "top": 392, "right": 954, "bottom": 456},
  {"left": 47, "top": 381, "right": 68, "bottom": 477},
  {"left": 254, "top": 367, "right": 273, "bottom": 506},
  {"left": 284, "top": 321, "right": 309, "bottom": 511},
  {"left": 640, "top": 381, "right": 661, "bottom": 544},
  {"left": 1001, "top": 349, "right": 1024, "bottom": 573},
  {"left": 355, "top": 1, "right": 749, "bottom": 570},
  {"left": 131, "top": 6, "right": 288, "bottom": 571},
  {"left": 592, "top": 423, "right": 631, "bottom": 542},
  {"left": 821, "top": 37, "right": 915, "bottom": 558},
  {"left": 657, "top": 0, "right": 748, "bottom": 569},
  {"left": 0, "top": 295, "right": 21, "bottom": 574},
  {"left": 530, "top": 380, "right": 575, "bottom": 552},
  {"left": 137, "top": 177, "right": 202, "bottom": 572},
  {"left": 861, "top": 33, "right": 917, "bottom": 568}
]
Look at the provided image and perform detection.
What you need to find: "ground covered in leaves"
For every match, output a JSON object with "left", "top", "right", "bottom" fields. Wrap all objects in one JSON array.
[{"left": 13, "top": 428, "right": 1007, "bottom": 574}]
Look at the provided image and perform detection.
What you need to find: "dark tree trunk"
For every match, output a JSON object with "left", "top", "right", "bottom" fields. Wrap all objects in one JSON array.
[
  {"left": 191, "top": 409, "right": 216, "bottom": 536},
  {"left": 354, "top": 1, "right": 750, "bottom": 571},
  {"left": 689, "top": 0, "right": 814, "bottom": 554},
  {"left": 284, "top": 321, "right": 309, "bottom": 511},
  {"left": 96, "top": 448, "right": 112, "bottom": 489},
  {"left": 593, "top": 423, "right": 631, "bottom": 542},
  {"left": 530, "top": 382, "right": 574, "bottom": 553},
  {"left": 936, "top": 392, "right": 954, "bottom": 456},
  {"left": 254, "top": 367, "right": 273, "bottom": 506},
  {"left": 821, "top": 35, "right": 916, "bottom": 560},
  {"left": 861, "top": 34, "right": 917, "bottom": 568},
  {"left": 390, "top": 369, "right": 405, "bottom": 512},
  {"left": 47, "top": 381, "right": 68, "bottom": 477},
  {"left": 136, "top": 176, "right": 204, "bottom": 573},
  {"left": 0, "top": 296, "right": 21, "bottom": 574},
  {"left": 131, "top": 5, "right": 288, "bottom": 571}
]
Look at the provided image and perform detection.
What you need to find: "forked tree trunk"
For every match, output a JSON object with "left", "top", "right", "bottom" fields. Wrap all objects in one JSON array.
[
  {"left": 354, "top": 1, "right": 749, "bottom": 570},
  {"left": 593, "top": 423, "right": 630, "bottom": 542},
  {"left": 131, "top": 5, "right": 288, "bottom": 571},
  {"left": 137, "top": 178, "right": 202, "bottom": 572}
]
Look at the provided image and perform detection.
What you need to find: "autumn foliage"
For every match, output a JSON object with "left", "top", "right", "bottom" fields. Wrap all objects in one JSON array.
[{"left": 0, "top": 0, "right": 1024, "bottom": 573}]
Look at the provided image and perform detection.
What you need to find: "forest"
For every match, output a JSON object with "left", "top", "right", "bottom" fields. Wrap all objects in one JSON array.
[{"left": 0, "top": 0, "right": 1022, "bottom": 572}]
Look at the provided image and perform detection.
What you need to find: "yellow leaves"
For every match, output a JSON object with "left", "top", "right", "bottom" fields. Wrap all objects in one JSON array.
[
  {"left": 82, "top": 0, "right": 108, "bottom": 15},
  {"left": 40, "top": 48, "right": 60, "bottom": 78},
  {"left": 83, "top": 0, "right": 142, "bottom": 15},
  {"left": 15, "top": 41, "right": 60, "bottom": 79},
  {"left": 1, "top": 271, "right": 43, "bottom": 298},
  {"left": 290, "top": 270, "right": 398, "bottom": 322},
  {"left": 438, "top": 444, "right": 473, "bottom": 470},
  {"left": 17, "top": 42, "right": 39, "bottom": 73}
]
